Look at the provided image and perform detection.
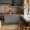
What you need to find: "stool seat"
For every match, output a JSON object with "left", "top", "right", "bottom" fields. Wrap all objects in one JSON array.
[
  {"left": 19, "top": 21, "right": 22, "bottom": 22},
  {"left": 18, "top": 19, "right": 21, "bottom": 21},
  {"left": 18, "top": 19, "right": 21, "bottom": 23},
  {"left": 22, "top": 26, "right": 29, "bottom": 30},
  {"left": 18, "top": 19, "right": 21, "bottom": 20},
  {"left": 22, "top": 22, "right": 26, "bottom": 26},
  {"left": 23, "top": 26, "right": 29, "bottom": 28}
]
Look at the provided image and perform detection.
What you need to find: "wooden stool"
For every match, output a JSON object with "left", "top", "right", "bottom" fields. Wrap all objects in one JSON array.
[
  {"left": 20, "top": 21, "right": 26, "bottom": 30},
  {"left": 22, "top": 26, "right": 29, "bottom": 30},
  {"left": 18, "top": 19, "right": 21, "bottom": 27},
  {"left": 22, "top": 23, "right": 29, "bottom": 30},
  {"left": 17, "top": 19, "right": 26, "bottom": 30},
  {"left": 17, "top": 19, "right": 21, "bottom": 30}
]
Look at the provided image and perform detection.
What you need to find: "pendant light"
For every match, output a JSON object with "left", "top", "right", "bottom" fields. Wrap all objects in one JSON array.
[{"left": 22, "top": 3, "right": 26, "bottom": 6}]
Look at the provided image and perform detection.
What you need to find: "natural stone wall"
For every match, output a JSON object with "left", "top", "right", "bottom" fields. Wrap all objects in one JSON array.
[
  {"left": 0, "top": 0, "right": 24, "bottom": 13},
  {"left": 0, "top": 4, "right": 10, "bottom": 13},
  {"left": 0, "top": 4, "right": 23, "bottom": 13},
  {"left": 15, "top": 0, "right": 23, "bottom": 6}
]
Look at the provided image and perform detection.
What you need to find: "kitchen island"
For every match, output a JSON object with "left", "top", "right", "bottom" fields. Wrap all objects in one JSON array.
[{"left": 20, "top": 15, "right": 30, "bottom": 30}]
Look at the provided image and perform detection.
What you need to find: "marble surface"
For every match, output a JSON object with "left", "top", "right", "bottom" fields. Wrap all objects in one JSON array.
[{"left": 21, "top": 15, "right": 30, "bottom": 22}]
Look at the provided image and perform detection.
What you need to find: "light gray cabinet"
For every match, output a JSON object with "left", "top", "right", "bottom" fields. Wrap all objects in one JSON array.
[
  {"left": 9, "top": 14, "right": 20, "bottom": 23},
  {"left": 4, "top": 14, "right": 10, "bottom": 23},
  {"left": 4, "top": 14, "right": 20, "bottom": 23}
]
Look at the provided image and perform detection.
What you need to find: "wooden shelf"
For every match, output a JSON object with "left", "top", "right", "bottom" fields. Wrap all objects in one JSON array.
[
  {"left": 10, "top": 6, "right": 21, "bottom": 8},
  {"left": 10, "top": 6, "right": 21, "bottom": 7},
  {"left": 10, "top": 6, "right": 24, "bottom": 9}
]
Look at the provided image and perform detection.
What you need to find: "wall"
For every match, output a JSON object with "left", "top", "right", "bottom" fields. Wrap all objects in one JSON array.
[
  {"left": 0, "top": 0, "right": 23, "bottom": 6},
  {"left": 0, "top": 4, "right": 10, "bottom": 13},
  {"left": 0, "top": 4, "right": 23, "bottom": 13},
  {"left": 10, "top": 7, "right": 23, "bottom": 13},
  {"left": 15, "top": 0, "right": 23, "bottom": 6},
  {"left": 0, "top": 0, "right": 15, "bottom": 5},
  {"left": 0, "top": 0, "right": 12, "bottom": 4},
  {"left": 0, "top": 0, "right": 24, "bottom": 13}
]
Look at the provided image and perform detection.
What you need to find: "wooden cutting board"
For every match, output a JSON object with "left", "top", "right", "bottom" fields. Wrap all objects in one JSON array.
[{"left": 4, "top": 8, "right": 8, "bottom": 14}]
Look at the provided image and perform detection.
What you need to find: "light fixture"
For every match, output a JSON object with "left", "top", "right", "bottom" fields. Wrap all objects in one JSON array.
[
  {"left": 22, "top": 3, "right": 26, "bottom": 6},
  {"left": 22, "top": 3, "right": 26, "bottom": 9},
  {"left": 22, "top": 2, "right": 28, "bottom": 6}
]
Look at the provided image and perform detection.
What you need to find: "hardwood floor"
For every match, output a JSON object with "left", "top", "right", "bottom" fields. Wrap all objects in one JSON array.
[{"left": 1, "top": 24, "right": 20, "bottom": 30}]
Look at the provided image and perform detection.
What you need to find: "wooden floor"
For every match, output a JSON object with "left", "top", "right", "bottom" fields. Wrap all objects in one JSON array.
[{"left": 0, "top": 24, "right": 20, "bottom": 30}]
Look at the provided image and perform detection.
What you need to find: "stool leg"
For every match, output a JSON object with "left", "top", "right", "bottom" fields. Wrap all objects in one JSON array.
[
  {"left": 22, "top": 27, "right": 23, "bottom": 30},
  {"left": 23, "top": 28, "right": 25, "bottom": 30},
  {"left": 20, "top": 22, "right": 22, "bottom": 30},
  {"left": 18, "top": 21, "right": 19, "bottom": 27},
  {"left": 27, "top": 28, "right": 28, "bottom": 30},
  {"left": 17, "top": 26, "right": 18, "bottom": 30},
  {"left": 17, "top": 21, "right": 19, "bottom": 30}
]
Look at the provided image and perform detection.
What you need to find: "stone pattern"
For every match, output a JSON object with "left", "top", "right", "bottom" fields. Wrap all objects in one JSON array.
[
  {"left": 15, "top": 0, "right": 24, "bottom": 6},
  {"left": 0, "top": 4, "right": 23, "bottom": 13},
  {"left": 0, "top": 4, "right": 10, "bottom": 13},
  {"left": 0, "top": 0, "right": 24, "bottom": 13}
]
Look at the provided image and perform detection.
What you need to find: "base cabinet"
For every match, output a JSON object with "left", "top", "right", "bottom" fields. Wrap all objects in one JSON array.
[
  {"left": 4, "top": 14, "right": 20, "bottom": 23},
  {"left": 10, "top": 14, "right": 20, "bottom": 23},
  {"left": 4, "top": 15, "right": 10, "bottom": 23}
]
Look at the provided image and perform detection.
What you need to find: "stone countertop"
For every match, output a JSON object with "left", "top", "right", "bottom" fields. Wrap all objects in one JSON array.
[{"left": 20, "top": 15, "right": 30, "bottom": 22}]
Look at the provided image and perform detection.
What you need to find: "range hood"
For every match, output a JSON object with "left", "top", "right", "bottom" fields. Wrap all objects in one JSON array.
[{"left": 0, "top": 0, "right": 12, "bottom": 4}]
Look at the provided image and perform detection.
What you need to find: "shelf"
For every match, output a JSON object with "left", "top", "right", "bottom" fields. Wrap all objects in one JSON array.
[
  {"left": 10, "top": 6, "right": 24, "bottom": 9},
  {"left": 10, "top": 6, "right": 21, "bottom": 8}
]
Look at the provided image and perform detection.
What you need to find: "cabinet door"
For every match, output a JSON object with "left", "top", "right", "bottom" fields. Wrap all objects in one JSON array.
[
  {"left": 4, "top": 15, "right": 9, "bottom": 23},
  {"left": 9, "top": 14, "right": 13, "bottom": 23},
  {"left": 10, "top": 14, "right": 20, "bottom": 23},
  {"left": 9, "top": 15, "right": 12, "bottom": 23}
]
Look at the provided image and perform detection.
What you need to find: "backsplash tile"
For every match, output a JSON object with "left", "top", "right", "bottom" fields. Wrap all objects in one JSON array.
[
  {"left": 0, "top": 4, "right": 23, "bottom": 13},
  {"left": 0, "top": 4, "right": 10, "bottom": 13}
]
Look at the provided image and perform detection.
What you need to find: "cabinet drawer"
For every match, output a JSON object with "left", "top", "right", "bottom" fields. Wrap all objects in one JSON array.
[
  {"left": 10, "top": 15, "right": 20, "bottom": 18},
  {"left": 4, "top": 15, "right": 9, "bottom": 23},
  {"left": 11, "top": 19, "right": 18, "bottom": 22},
  {"left": 4, "top": 18, "right": 9, "bottom": 23},
  {"left": 4, "top": 15, "right": 9, "bottom": 17}
]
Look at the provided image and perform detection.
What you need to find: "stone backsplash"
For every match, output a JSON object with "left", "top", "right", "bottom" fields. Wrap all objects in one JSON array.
[
  {"left": 0, "top": 4, "right": 10, "bottom": 13},
  {"left": 0, "top": 4, "right": 23, "bottom": 13}
]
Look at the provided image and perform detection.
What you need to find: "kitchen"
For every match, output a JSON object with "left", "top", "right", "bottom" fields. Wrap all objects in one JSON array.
[
  {"left": 0, "top": 0, "right": 23, "bottom": 24},
  {"left": 0, "top": 0, "right": 30, "bottom": 30}
]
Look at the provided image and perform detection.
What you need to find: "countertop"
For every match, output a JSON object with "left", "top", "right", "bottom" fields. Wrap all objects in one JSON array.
[
  {"left": 0, "top": 14, "right": 23, "bottom": 15},
  {"left": 21, "top": 15, "right": 30, "bottom": 22}
]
